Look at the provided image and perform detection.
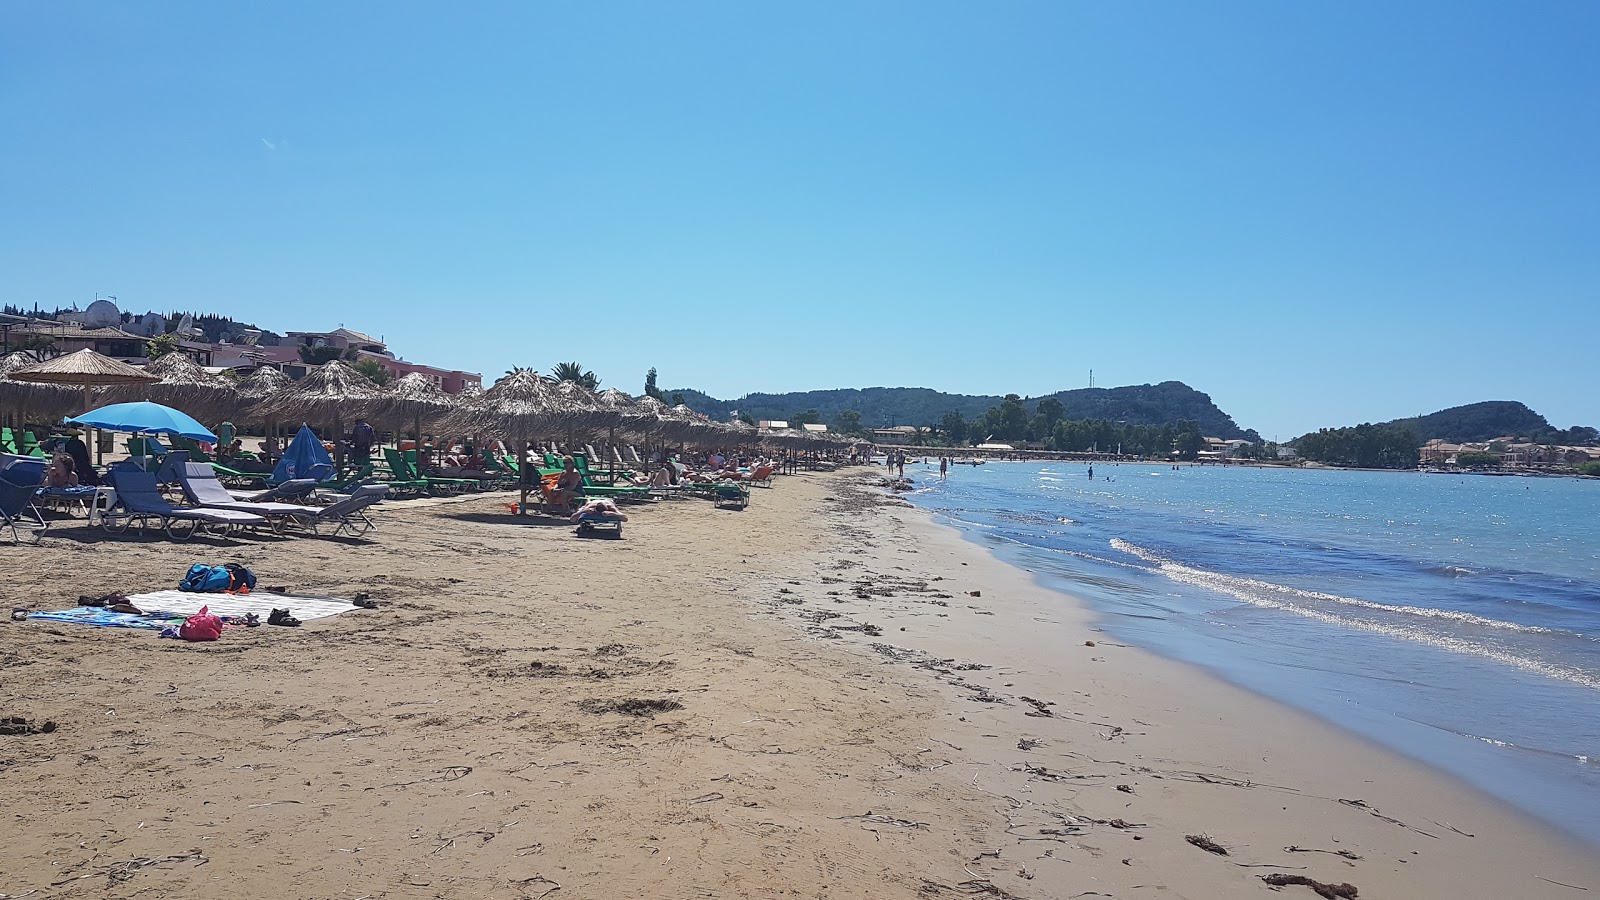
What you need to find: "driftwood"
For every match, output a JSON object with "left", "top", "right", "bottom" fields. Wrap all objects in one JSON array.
[
  {"left": 1285, "top": 845, "right": 1361, "bottom": 860},
  {"left": 50, "top": 850, "right": 208, "bottom": 887},
  {"left": 830, "top": 811, "right": 929, "bottom": 830},
  {"left": 1260, "top": 873, "right": 1358, "bottom": 898},
  {"left": 1186, "top": 834, "right": 1229, "bottom": 855}
]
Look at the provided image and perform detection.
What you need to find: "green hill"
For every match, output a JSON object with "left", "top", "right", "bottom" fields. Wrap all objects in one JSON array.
[
  {"left": 1294, "top": 401, "right": 1596, "bottom": 447},
  {"left": 669, "top": 381, "right": 1260, "bottom": 441}
]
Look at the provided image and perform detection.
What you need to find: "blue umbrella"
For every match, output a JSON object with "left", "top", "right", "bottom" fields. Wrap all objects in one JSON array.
[
  {"left": 66, "top": 401, "right": 217, "bottom": 443},
  {"left": 272, "top": 424, "right": 335, "bottom": 484}
]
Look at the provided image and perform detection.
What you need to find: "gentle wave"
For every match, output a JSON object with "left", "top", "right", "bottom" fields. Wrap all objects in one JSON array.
[
  {"left": 1109, "top": 540, "right": 1556, "bottom": 635},
  {"left": 1108, "top": 539, "right": 1600, "bottom": 691}
]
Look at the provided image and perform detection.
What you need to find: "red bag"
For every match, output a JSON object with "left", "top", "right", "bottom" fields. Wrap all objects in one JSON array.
[{"left": 179, "top": 605, "right": 224, "bottom": 642}]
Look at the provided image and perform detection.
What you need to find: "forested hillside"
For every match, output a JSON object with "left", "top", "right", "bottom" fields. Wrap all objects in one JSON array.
[
  {"left": 670, "top": 381, "right": 1259, "bottom": 440},
  {"left": 1295, "top": 401, "right": 1596, "bottom": 447}
]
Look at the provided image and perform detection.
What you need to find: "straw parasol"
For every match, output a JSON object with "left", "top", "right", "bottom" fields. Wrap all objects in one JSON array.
[
  {"left": 442, "top": 369, "right": 564, "bottom": 513},
  {"left": 234, "top": 365, "right": 294, "bottom": 447},
  {"left": 443, "top": 369, "right": 562, "bottom": 438},
  {"left": 259, "top": 360, "right": 387, "bottom": 467},
  {"left": 8, "top": 349, "right": 160, "bottom": 458},
  {"left": 237, "top": 365, "right": 293, "bottom": 403},
  {"left": 8, "top": 348, "right": 159, "bottom": 411},
  {"left": 668, "top": 403, "right": 718, "bottom": 446},
  {"left": 595, "top": 388, "right": 646, "bottom": 425},
  {"left": 382, "top": 372, "right": 457, "bottom": 459},
  {"left": 590, "top": 388, "right": 646, "bottom": 479},
  {"left": 106, "top": 352, "right": 237, "bottom": 424},
  {"left": 0, "top": 352, "right": 77, "bottom": 428},
  {"left": 548, "top": 379, "right": 605, "bottom": 442}
]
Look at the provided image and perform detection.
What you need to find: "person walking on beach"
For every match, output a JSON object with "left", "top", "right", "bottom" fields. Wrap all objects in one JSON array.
[{"left": 351, "top": 419, "right": 375, "bottom": 464}]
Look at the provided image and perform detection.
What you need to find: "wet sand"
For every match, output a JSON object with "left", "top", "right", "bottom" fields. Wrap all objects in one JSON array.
[{"left": 1, "top": 469, "right": 1596, "bottom": 898}]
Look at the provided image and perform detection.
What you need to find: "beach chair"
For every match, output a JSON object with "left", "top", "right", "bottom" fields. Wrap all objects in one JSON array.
[
  {"left": 18, "top": 430, "right": 45, "bottom": 457},
  {"left": 281, "top": 484, "right": 388, "bottom": 537},
  {"left": 0, "top": 454, "right": 48, "bottom": 543},
  {"left": 126, "top": 436, "right": 170, "bottom": 459},
  {"left": 573, "top": 506, "right": 624, "bottom": 537},
  {"left": 175, "top": 462, "right": 324, "bottom": 529},
  {"left": 154, "top": 450, "right": 192, "bottom": 485},
  {"left": 234, "top": 478, "right": 318, "bottom": 503},
  {"left": 571, "top": 456, "right": 649, "bottom": 501},
  {"left": 0, "top": 428, "right": 16, "bottom": 454},
  {"left": 383, "top": 447, "right": 478, "bottom": 495},
  {"left": 712, "top": 481, "right": 750, "bottom": 510},
  {"left": 168, "top": 434, "right": 214, "bottom": 461},
  {"left": 101, "top": 468, "right": 269, "bottom": 541}
]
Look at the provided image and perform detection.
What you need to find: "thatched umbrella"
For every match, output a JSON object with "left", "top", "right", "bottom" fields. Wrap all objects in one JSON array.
[
  {"left": 441, "top": 369, "right": 562, "bottom": 514},
  {"left": 547, "top": 379, "right": 603, "bottom": 453},
  {"left": 234, "top": 365, "right": 293, "bottom": 451},
  {"left": 668, "top": 403, "right": 717, "bottom": 447},
  {"left": 259, "top": 360, "right": 387, "bottom": 468},
  {"left": 106, "top": 352, "right": 237, "bottom": 426},
  {"left": 8, "top": 349, "right": 160, "bottom": 462},
  {"left": 382, "top": 372, "right": 456, "bottom": 464},
  {"left": 9, "top": 348, "right": 158, "bottom": 411},
  {"left": 593, "top": 388, "right": 646, "bottom": 475},
  {"left": 1, "top": 352, "right": 76, "bottom": 431}
]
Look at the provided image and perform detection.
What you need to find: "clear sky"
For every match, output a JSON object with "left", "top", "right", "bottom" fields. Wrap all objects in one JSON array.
[{"left": 2, "top": 2, "right": 1595, "bottom": 438}]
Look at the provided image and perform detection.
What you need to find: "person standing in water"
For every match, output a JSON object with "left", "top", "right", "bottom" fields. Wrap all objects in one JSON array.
[
  {"left": 1088, "top": 464, "right": 1094, "bottom": 480},
  {"left": 939, "top": 456, "right": 949, "bottom": 480}
]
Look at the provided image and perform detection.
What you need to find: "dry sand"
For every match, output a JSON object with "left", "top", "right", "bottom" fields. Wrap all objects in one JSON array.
[{"left": 2, "top": 469, "right": 1596, "bottom": 899}]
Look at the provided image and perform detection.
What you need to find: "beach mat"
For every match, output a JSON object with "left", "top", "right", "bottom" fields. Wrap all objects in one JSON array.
[
  {"left": 27, "top": 591, "right": 361, "bottom": 631},
  {"left": 27, "top": 607, "right": 184, "bottom": 631},
  {"left": 127, "top": 590, "right": 360, "bottom": 621}
]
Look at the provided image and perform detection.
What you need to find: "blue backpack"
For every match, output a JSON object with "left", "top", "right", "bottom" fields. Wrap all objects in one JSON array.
[{"left": 180, "top": 563, "right": 256, "bottom": 594}]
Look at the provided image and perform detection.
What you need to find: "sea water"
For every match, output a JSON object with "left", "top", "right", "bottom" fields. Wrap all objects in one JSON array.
[{"left": 902, "top": 461, "right": 1600, "bottom": 844}]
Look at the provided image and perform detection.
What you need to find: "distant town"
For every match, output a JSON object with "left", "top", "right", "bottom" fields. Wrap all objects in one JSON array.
[{"left": 0, "top": 298, "right": 480, "bottom": 394}]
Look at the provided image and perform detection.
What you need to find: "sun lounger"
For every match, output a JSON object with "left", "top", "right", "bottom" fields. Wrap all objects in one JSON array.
[
  {"left": 102, "top": 469, "right": 269, "bottom": 540},
  {"left": 281, "top": 484, "right": 388, "bottom": 537},
  {"left": 17, "top": 430, "right": 45, "bottom": 457},
  {"left": 126, "top": 436, "right": 171, "bottom": 459},
  {"left": 712, "top": 481, "right": 750, "bottom": 510},
  {"left": 36, "top": 484, "right": 97, "bottom": 515},
  {"left": 176, "top": 463, "right": 324, "bottom": 527},
  {"left": 154, "top": 450, "right": 191, "bottom": 485},
  {"left": 383, "top": 448, "right": 479, "bottom": 495},
  {"left": 233, "top": 478, "right": 318, "bottom": 503},
  {"left": 0, "top": 454, "right": 48, "bottom": 542},
  {"left": 572, "top": 499, "right": 626, "bottom": 537},
  {"left": 210, "top": 461, "right": 271, "bottom": 488},
  {"left": 571, "top": 455, "right": 649, "bottom": 501}
]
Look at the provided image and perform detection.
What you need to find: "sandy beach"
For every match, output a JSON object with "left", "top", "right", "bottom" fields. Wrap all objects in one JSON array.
[{"left": 3, "top": 469, "right": 1597, "bottom": 899}]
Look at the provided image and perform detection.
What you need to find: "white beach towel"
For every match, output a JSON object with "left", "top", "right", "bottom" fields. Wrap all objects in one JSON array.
[{"left": 126, "top": 590, "right": 360, "bottom": 621}]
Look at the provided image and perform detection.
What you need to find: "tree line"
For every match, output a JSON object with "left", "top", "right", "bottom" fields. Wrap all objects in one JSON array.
[{"left": 1293, "top": 424, "right": 1421, "bottom": 469}]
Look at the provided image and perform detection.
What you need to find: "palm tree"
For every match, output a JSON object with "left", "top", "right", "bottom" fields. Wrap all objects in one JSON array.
[{"left": 550, "top": 361, "right": 600, "bottom": 391}]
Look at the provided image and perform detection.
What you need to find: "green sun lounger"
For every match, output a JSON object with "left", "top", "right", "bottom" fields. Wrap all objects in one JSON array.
[
  {"left": 383, "top": 448, "right": 479, "bottom": 495},
  {"left": 570, "top": 456, "right": 649, "bottom": 501}
]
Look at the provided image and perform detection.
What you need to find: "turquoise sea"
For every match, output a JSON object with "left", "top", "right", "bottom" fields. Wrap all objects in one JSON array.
[{"left": 902, "top": 461, "right": 1600, "bottom": 844}]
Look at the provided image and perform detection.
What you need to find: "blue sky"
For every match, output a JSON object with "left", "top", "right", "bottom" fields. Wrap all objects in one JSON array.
[{"left": 2, "top": 2, "right": 1595, "bottom": 438}]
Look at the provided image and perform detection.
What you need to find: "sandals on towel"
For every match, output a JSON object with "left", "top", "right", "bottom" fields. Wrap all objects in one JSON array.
[{"left": 267, "top": 608, "right": 302, "bottom": 628}]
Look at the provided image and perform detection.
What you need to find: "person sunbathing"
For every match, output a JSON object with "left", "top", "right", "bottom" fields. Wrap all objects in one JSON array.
[
  {"left": 45, "top": 453, "right": 79, "bottom": 488},
  {"left": 547, "top": 456, "right": 584, "bottom": 512},
  {"left": 569, "top": 497, "right": 629, "bottom": 523}
]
